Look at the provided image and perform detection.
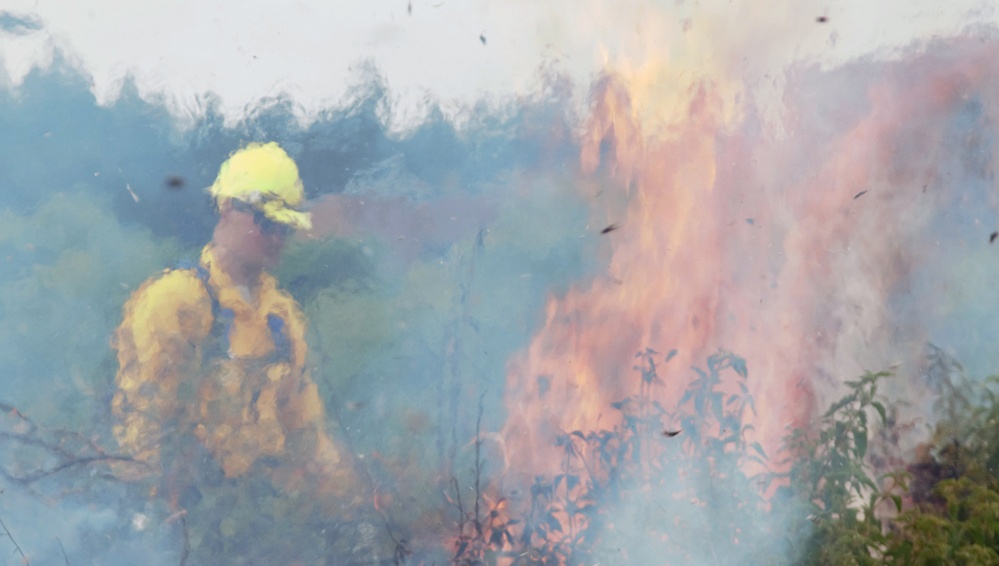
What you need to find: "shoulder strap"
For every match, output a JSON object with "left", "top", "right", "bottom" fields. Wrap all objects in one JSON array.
[
  {"left": 177, "top": 258, "right": 291, "bottom": 364},
  {"left": 178, "top": 260, "right": 232, "bottom": 358}
]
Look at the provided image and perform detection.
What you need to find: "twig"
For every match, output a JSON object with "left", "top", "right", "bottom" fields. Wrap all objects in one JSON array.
[
  {"left": 450, "top": 476, "right": 466, "bottom": 533},
  {"left": 0, "top": 401, "right": 149, "bottom": 487},
  {"left": 440, "top": 232, "right": 484, "bottom": 478},
  {"left": 179, "top": 516, "right": 189, "bottom": 566},
  {"left": 56, "top": 537, "right": 69, "bottom": 565},
  {"left": 473, "top": 393, "right": 485, "bottom": 536},
  {"left": 0, "top": 402, "right": 107, "bottom": 457},
  {"left": 376, "top": 512, "right": 410, "bottom": 566},
  {"left": 566, "top": 434, "right": 598, "bottom": 486},
  {"left": 0, "top": 514, "right": 28, "bottom": 564},
  {"left": 2, "top": 455, "right": 143, "bottom": 486}
]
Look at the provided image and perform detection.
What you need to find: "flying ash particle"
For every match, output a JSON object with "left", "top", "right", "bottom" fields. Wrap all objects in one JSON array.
[{"left": 165, "top": 175, "right": 186, "bottom": 190}]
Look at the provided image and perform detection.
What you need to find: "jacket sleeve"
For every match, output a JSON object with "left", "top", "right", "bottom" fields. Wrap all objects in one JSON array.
[
  {"left": 111, "top": 269, "right": 214, "bottom": 473},
  {"left": 268, "top": 292, "right": 366, "bottom": 504}
]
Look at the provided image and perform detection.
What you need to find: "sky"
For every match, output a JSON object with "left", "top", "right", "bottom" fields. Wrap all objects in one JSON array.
[{"left": 2, "top": 0, "right": 994, "bottom": 129}]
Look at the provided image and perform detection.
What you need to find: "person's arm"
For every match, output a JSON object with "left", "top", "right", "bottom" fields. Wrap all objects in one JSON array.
[
  {"left": 111, "top": 269, "right": 213, "bottom": 474},
  {"left": 270, "top": 294, "right": 366, "bottom": 504}
]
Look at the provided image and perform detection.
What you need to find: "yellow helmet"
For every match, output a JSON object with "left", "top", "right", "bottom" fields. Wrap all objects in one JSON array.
[{"left": 209, "top": 142, "right": 312, "bottom": 230}]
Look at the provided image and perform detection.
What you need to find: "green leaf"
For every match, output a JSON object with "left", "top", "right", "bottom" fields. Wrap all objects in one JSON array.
[
  {"left": 567, "top": 474, "right": 580, "bottom": 490},
  {"left": 679, "top": 388, "right": 695, "bottom": 406},
  {"left": 824, "top": 394, "right": 856, "bottom": 418},
  {"left": 871, "top": 401, "right": 887, "bottom": 425},
  {"left": 546, "top": 513, "right": 563, "bottom": 532},
  {"left": 652, "top": 401, "right": 669, "bottom": 415},
  {"left": 750, "top": 442, "right": 769, "bottom": 461},
  {"left": 731, "top": 355, "right": 748, "bottom": 378},
  {"left": 712, "top": 396, "right": 725, "bottom": 424},
  {"left": 890, "top": 494, "right": 902, "bottom": 512}
]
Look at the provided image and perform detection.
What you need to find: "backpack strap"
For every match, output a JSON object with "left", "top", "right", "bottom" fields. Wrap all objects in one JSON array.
[
  {"left": 176, "top": 259, "right": 232, "bottom": 359},
  {"left": 175, "top": 258, "right": 290, "bottom": 364}
]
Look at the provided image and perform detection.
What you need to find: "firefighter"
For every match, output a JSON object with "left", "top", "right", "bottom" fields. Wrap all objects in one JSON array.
[{"left": 111, "top": 142, "right": 364, "bottom": 513}]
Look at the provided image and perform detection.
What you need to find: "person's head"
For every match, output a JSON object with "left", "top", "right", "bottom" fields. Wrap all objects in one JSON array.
[{"left": 208, "top": 142, "right": 312, "bottom": 272}]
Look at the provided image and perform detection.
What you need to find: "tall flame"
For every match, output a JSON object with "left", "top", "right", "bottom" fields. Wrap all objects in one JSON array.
[
  {"left": 503, "top": 73, "right": 737, "bottom": 480},
  {"left": 502, "top": 36, "right": 995, "bottom": 486}
]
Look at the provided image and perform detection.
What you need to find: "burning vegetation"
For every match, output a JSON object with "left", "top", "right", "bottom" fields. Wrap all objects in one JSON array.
[{"left": 5, "top": 12, "right": 999, "bottom": 566}]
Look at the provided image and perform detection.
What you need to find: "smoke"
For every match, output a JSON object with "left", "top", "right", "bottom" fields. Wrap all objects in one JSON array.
[
  {"left": 2, "top": 4, "right": 999, "bottom": 564},
  {"left": 500, "top": 28, "right": 999, "bottom": 566},
  {"left": 0, "top": 53, "right": 597, "bottom": 563}
]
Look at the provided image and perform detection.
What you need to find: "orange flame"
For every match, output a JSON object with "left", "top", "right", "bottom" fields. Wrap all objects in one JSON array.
[
  {"left": 502, "top": 38, "right": 994, "bottom": 489},
  {"left": 502, "top": 75, "right": 733, "bottom": 481}
]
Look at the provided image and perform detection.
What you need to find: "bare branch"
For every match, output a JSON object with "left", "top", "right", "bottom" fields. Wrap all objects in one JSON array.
[
  {"left": 0, "top": 514, "right": 28, "bottom": 564},
  {"left": 56, "top": 537, "right": 69, "bottom": 565}
]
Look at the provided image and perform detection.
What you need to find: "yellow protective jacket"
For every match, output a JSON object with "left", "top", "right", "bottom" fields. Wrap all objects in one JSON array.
[{"left": 111, "top": 244, "right": 360, "bottom": 503}]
